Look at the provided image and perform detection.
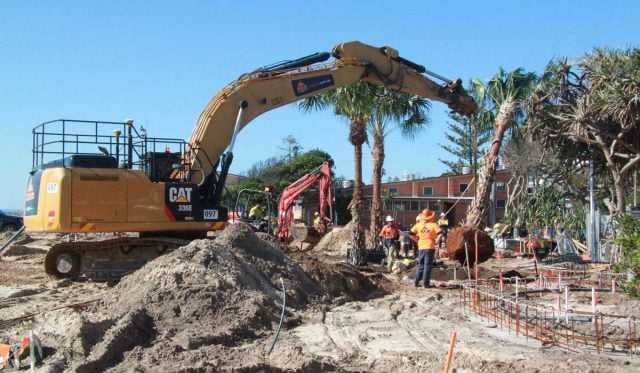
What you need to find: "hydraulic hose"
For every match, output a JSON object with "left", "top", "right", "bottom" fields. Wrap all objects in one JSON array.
[{"left": 267, "top": 276, "right": 286, "bottom": 355}]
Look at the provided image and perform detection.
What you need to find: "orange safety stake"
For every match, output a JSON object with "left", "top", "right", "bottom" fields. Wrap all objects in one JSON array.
[
  {"left": 443, "top": 331, "right": 457, "bottom": 373},
  {"left": 0, "top": 344, "right": 10, "bottom": 368}
]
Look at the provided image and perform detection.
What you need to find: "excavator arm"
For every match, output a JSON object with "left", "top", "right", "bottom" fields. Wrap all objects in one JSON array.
[
  {"left": 277, "top": 161, "right": 332, "bottom": 240},
  {"left": 187, "top": 41, "right": 477, "bottom": 205}
]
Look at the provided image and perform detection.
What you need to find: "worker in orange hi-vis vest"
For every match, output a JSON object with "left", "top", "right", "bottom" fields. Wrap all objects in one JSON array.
[
  {"left": 379, "top": 215, "right": 400, "bottom": 269},
  {"left": 410, "top": 209, "right": 443, "bottom": 288}
]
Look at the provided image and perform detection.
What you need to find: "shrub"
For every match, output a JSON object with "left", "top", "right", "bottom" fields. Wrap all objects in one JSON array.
[{"left": 615, "top": 215, "right": 640, "bottom": 298}]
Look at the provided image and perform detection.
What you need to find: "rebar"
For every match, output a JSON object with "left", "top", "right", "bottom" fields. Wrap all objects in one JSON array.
[{"left": 460, "top": 283, "right": 640, "bottom": 355}]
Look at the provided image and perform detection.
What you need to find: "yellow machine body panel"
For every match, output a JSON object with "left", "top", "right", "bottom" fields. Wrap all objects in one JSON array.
[
  {"left": 24, "top": 167, "right": 72, "bottom": 231},
  {"left": 126, "top": 170, "right": 168, "bottom": 222},
  {"left": 25, "top": 167, "right": 225, "bottom": 234},
  {"left": 71, "top": 168, "right": 128, "bottom": 223}
]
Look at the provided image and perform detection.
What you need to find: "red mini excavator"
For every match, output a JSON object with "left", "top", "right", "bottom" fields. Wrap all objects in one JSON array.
[{"left": 277, "top": 161, "right": 332, "bottom": 241}]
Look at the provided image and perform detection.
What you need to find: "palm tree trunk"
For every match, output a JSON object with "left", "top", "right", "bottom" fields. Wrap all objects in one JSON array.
[
  {"left": 465, "top": 99, "right": 515, "bottom": 229},
  {"left": 369, "top": 123, "right": 385, "bottom": 247},
  {"left": 348, "top": 116, "right": 368, "bottom": 265},
  {"left": 349, "top": 143, "right": 367, "bottom": 265}
]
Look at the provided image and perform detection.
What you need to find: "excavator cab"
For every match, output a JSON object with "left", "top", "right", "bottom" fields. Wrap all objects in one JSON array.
[{"left": 229, "top": 188, "right": 275, "bottom": 234}]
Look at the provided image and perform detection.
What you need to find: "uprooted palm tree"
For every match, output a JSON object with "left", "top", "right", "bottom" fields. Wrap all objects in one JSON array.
[
  {"left": 299, "top": 81, "right": 375, "bottom": 265},
  {"left": 368, "top": 88, "right": 430, "bottom": 246},
  {"left": 448, "top": 68, "right": 537, "bottom": 266}
]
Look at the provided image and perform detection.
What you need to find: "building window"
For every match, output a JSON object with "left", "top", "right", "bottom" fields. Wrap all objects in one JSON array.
[
  {"left": 392, "top": 200, "right": 409, "bottom": 211},
  {"left": 459, "top": 183, "right": 468, "bottom": 193},
  {"left": 388, "top": 187, "right": 398, "bottom": 197},
  {"left": 423, "top": 186, "right": 433, "bottom": 196},
  {"left": 496, "top": 199, "right": 506, "bottom": 208},
  {"left": 410, "top": 201, "right": 419, "bottom": 211},
  {"left": 429, "top": 202, "right": 440, "bottom": 212},
  {"left": 496, "top": 181, "right": 506, "bottom": 192}
]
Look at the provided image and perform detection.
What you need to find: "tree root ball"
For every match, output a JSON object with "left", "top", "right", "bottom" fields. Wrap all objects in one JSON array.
[{"left": 446, "top": 227, "right": 495, "bottom": 267}]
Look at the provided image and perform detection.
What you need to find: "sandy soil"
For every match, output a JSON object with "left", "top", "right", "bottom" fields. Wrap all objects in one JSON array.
[{"left": 0, "top": 227, "right": 638, "bottom": 372}]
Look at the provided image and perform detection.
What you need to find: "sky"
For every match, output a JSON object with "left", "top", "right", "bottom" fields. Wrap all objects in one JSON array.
[{"left": 1, "top": 1, "right": 639, "bottom": 210}]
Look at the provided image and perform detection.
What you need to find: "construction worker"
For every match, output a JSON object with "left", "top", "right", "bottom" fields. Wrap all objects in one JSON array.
[
  {"left": 379, "top": 215, "right": 400, "bottom": 269},
  {"left": 437, "top": 212, "right": 449, "bottom": 248},
  {"left": 313, "top": 211, "right": 328, "bottom": 234},
  {"left": 410, "top": 209, "right": 443, "bottom": 288},
  {"left": 248, "top": 201, "right": 265, "bottom": 220}
]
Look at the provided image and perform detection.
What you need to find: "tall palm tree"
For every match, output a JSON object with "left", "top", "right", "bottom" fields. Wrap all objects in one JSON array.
[
  {"left": 368, "top": 88, "right": 430, "bottom": 244},
  {"left": 299, "top": 81, "right": 375, "bottom": 265},
  {"left": 465, "top": 68, "right": 537, "bottom": 228}
]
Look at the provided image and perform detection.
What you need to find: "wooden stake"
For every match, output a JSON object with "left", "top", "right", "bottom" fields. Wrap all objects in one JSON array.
[{"left": 443, "top": 331, "right": 457, "bottom": 373}]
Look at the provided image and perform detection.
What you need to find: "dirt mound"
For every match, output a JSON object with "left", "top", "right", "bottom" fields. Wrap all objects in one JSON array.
[
  {"left": 37, "top": 224, "right": 322, "bottom": 370},
  {"left": 313, "top": 222, "right": 353, "bottom": 254},
  {"left": 36, "top": 223, "right": 381, "bottom": 371},
  {"left": 288, "top": 251, "right": 379, "bottom": 301}
]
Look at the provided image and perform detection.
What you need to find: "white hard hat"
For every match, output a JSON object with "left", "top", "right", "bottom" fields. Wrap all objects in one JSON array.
[
  {"left": 385, "top": 215, "right": 393, "bottom": 222},
  {"left": 440, "top": 212, "right": 445, "bottom": 217},
  {"left": 314, "top": 212, "right": 319, "bottom": 216}
]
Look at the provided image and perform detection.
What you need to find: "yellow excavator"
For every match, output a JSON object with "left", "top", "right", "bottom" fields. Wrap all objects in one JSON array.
[{"left": 23, "top": 41, "right": 477, "bottom": 280}]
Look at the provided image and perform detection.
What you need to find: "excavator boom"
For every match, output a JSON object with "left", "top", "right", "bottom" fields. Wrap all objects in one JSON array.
[{"left": 188, "top": 41, "right": 477, "bottom": 187}]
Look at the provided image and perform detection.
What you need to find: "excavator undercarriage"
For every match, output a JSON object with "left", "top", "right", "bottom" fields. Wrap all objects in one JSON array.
[{"left": 45, "top": 236, "right": 191, "bottom": 281}]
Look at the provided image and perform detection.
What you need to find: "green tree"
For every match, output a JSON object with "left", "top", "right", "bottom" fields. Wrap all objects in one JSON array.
[
  {"left": 278, "top": 135, "right": 302, "bottom": 161},
  {"left": 300, "top": 81, "right": 374, "bottom": 265},
  {"left": 435, "top": 79, "right": 496, "bottom": 177},
  {"left": 615, "top": 215, "right": 640, "bottom": 297},
  {"left": 439, "top": 111, "right": 491, "bottom": 174},
  {"left": 278, "top": 149, "right": 335, "bottom": 189},
  {"left": 226, "top": 149, "right": 334, "bottom": 206},
  {"left": 368, "top": 88, "right": 431, "bottom": 245},
  {"left": 528, "top": 48, "right": 640, "bottom": 221}
]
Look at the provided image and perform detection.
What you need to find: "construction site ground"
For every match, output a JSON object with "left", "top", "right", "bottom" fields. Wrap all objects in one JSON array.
[{"left": 1, "top": 226, "right": 639, "bottom": 372}]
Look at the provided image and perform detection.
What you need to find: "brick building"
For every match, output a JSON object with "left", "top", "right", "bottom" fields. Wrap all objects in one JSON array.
[{"left": 326, "top": 169, "right": 513, "bottom": 230}]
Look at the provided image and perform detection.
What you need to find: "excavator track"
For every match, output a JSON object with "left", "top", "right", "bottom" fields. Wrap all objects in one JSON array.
[{"left": 44, "top": 237, "right": 191, "bottom": 281}]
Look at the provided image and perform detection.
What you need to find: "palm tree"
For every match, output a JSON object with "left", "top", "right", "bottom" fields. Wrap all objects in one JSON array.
[
  {"left": 299, "top": 81, "right": 375, "bottom": 265},
  {"left": 447, "top": 69, "right": 535, "bottom": 267},
  {"left": 465, "top": 68, "right": 537, "bottom": 228},
  {"left": 368, "top": 88, "right": 431, "bottom": 245}
]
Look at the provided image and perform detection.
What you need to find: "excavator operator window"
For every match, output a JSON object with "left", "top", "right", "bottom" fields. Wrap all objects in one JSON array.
[{"left": 147, "top": 152, "right": 182, "bottom": 182}]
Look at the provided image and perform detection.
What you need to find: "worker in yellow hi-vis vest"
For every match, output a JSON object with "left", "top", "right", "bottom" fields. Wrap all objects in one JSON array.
[{"left": 437, "top": 212, "right": 449, "bottom": 248}]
